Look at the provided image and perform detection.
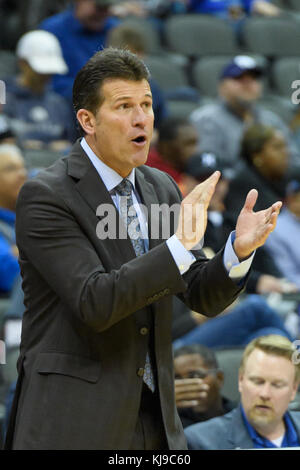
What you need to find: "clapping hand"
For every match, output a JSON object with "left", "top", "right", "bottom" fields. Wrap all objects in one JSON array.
[{"left": 233, "top": 189, "right": 282, "bottom": 261}]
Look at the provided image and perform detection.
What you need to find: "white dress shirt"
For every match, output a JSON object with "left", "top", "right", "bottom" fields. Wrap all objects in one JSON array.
[{"left": 81, "top": 137, "right": 254, "bottom": 279}]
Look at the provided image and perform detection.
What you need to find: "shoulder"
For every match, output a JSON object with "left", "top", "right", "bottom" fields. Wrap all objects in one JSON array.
[
  {"left": 139, "top": 164, "right": 182, "bottom": 201},
  {"left": 256, "top": 106, "right": 287, "bottom": 129},
  {"left": 17, "top": 157, "right": 68, "bottom": 207},
  {"left": 40, "top": 10, "right": 72, "bottom": 34},
  {"left": 289, "top": 411, "right": 300, "bottom": 430},
  {"left": 190, "top": 102, "right": 226, "bottom": 123},
  {"left": 184, "top": 409, "right": 237, "bottom": 450}
]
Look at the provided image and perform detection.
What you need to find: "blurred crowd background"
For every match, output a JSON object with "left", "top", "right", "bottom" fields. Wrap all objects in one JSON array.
[{"left": 1, "top": 0, "right": 300, "bottom": 449}]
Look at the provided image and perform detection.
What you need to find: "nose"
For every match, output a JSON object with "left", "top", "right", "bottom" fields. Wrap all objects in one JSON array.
[
  {"left": 259, "top": 383, "right": 272, "bottom": 400},
  {"left": 132, "top": 105, "right": 147, "bottom": 128}
]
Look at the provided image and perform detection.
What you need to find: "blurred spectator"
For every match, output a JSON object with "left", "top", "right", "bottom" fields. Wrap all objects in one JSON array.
[
  {"left": 223, "top": 123, "right": 299, "bottom": 295},
  {"left": 188, "top": 0, "right": 281, "bottom": 17},
  {"left": 146, "top": 117, "right": 198, "bottom": 192},
  {"left": 40, "top": 0, "right": 121, "bottom": 101},
  {"left": 182, "top": 149, "right": 296, "bottom": 295},
  {"left": 0, "top": 111, "right": 16, "bottom": 145},
  {"left": 183, "top": 152, "right": 234, "bottom": 251},
  {"left": 185, "top": 335, "right": 300, "bottom": 449},
  {"left": 3, "top": 30, "right": 76, "bottom": 151},
  {"left": 172, "top": 294, "right": 294, "bottom": 351},
  {"left": 265, "top": 180, "right": 300, "bottom": 289},
  {"left": 107, "top": 23, "right": 168, "bottom": 129},
  {"left": 0, "top": 144, "right": 27, "bottom": 295},
  {"left": 225, "top": 123, "right": 289, "bottom": 220},
  {"left": 190, "top": 56, "right": 300, "bottom": 170},
  {"left": 174, "top": 344, "right": 235, "bottom": 428}
]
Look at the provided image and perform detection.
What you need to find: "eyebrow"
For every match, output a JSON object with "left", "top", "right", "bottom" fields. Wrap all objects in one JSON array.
[{"left": 114, "top": 93, "right": 153, "bottom": 103}]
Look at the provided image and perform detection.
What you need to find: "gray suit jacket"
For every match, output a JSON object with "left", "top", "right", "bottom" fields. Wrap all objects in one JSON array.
[
  {"left": 185, "top": 407, "right": 300, "bottom": 450},
  {"left": 6, "top": 140, "right": 245, "bottom": 450}
]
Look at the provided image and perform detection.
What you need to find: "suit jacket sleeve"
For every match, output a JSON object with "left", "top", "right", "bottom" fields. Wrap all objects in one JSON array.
[{"left": 16, "top": 174, "right": 244, "bottom": 333}]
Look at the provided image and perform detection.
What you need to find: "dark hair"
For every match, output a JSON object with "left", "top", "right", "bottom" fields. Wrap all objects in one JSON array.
[
  {"left": 158, "top": 117, "right": 191, "bottom": 143},
  {"left": 240, "top": 123, "right": 275, "bottom": 166},
  {"left": 173, "top": 344, "right": 219, "bottom": 369},
  {"left": 72, "top": 47, "right": 151, "bottom": 135}
]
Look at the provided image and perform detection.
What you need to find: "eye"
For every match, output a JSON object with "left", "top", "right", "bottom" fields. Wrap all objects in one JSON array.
[{"left": 118, "top": 103, "right": 130, "bottom": 110}]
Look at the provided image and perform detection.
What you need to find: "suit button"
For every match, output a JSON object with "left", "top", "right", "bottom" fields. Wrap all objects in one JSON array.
[
  {"left": 140, "top": 327, "right": 148, "bottom": 335},
  {"left": 137, "top": 368, "right": 144, "bottom": 377}
]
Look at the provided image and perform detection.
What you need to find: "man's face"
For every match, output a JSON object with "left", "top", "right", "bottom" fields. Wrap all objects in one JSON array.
[
  {"left": 0, "top": 151, "right": 27, "bottom": 210},
  {"left": 89, "top": 78, "right": 154, "bottom": 177},
  {"left": 239, "top": 348, "right": 298, "bottom": 431},
  {"left": 219, "top": 72, "right": 262, "bottom": 106},
  {"left": 174, "top": 125, "right": 198, "bottom": 165},
  {"left": 254, "top": 130, "right": 288, "bottom": 179},
  {"left": 159, "top": 124, "right": 198, "bottom": 170},
  {"left": 75, "top": 0, "right": 110, "bottom": 31},
  {"left": 174, "top": 354, "right": 223, "bottom": 413}
]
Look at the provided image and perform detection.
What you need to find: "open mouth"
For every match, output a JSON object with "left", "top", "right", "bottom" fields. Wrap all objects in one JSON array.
[{"left": 132, "top": 136, "right": 147, "bottom": 145}]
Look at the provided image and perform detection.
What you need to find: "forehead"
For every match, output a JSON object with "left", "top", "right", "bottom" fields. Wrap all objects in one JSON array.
[
  {"left": 100, "top": 78, "right": 152, "bottom": 102},
  {"left": 174, "top": 354, "right": 206, "bottom": 372},
  {"left": 244, "top": 348, "right": 295, "bottom": 382}
]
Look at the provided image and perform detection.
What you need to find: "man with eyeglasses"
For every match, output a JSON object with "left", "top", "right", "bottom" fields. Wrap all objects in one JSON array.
[{"left": 174, "top": 344, "right": 235, "bottom": 428}]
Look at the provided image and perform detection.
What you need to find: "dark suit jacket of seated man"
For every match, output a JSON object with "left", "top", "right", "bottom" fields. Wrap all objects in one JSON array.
[{"left": 5, "top": 48, "right": 281, "bottom": 450}]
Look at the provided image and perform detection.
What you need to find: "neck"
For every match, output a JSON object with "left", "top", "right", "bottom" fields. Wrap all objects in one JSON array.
[
  {"left": 254, "top": 419, "right": 286, "bottom": 442},
  {"left": 226, "top": 100, "right": 253, "bottom": 121}
]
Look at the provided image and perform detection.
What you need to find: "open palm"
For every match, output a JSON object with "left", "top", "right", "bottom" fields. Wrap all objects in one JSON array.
[{"left": 233, "top": 189, "right": 282, "bottom": 260}]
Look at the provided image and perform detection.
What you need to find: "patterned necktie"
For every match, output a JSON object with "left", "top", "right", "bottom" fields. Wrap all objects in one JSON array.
[{"left": 115, "top": 178, "right": 155, "bottom": 392}]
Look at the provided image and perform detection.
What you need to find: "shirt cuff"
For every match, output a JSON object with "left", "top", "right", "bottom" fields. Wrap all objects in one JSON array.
[
  {"left": 224, "top": 231, "right": 255, "bottom": 281},
  {"left": 166, "top": 234, "right": 196, "bottom": 275}
]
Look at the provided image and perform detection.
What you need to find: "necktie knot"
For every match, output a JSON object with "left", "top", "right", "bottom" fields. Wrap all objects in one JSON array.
[{"left": 115, "top": 179, "right": 132, "bottom": 198}]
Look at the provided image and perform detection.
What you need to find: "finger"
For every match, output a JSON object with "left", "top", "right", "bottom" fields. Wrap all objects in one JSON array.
[
  {"left": 177, "top": 400, "right": 200, "bottom": 408},
  {"left": 188, "top": 171, "right": 221, "bottom": 204},
  {"left": 175, "top": 378, "right": 205, "bottom": 386},
  {"left": 243, "top": 189, "right": 258, "bottom": 211},
  {"left": 272, "top": 201, "right": 282, "bottom": 214}
]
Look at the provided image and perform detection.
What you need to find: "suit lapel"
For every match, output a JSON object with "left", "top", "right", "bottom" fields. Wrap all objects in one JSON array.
[
  {"left": 229, "top": 407, "right": 254, "bottom": 449},
  {"left": 67, "top": 141, "right": 136, "bottom": 265}
]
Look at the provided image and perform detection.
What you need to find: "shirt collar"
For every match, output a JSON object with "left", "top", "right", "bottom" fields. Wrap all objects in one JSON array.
[
  {"left": 240, "top": 404, "right": 299, "bottom": 448},
  {"left": 0, "top": 208, "right": 16, "bottom": 225},
  {"left": 80, "top": 137, "right": 135, "bottom": 193}
]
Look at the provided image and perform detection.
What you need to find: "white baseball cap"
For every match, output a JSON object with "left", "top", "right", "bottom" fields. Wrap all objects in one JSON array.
[{"left": 16, "top": 30, "right": 68, "bottom": 75}]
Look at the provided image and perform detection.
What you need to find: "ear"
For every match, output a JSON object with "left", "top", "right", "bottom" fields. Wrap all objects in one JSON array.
[
  {"left": 76, "top": 109, "right": 96, "bottom": 136},
  {"left": 238, "top": 371, "right": 244, "bottom": 394}
]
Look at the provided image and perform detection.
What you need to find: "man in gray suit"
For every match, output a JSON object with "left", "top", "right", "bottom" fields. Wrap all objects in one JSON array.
[
  {"left": 185, "top": 335, "right": 300, "bottom": 449},
  {"left": 6, "top": 48, "right": 281, "bottom": 450}
]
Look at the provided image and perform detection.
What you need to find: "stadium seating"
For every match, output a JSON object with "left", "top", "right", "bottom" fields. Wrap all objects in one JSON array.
[
  {"left": 242, "top": 17, "right": 300, "bottom": 57},
  {"left": 164, "top": 14, "right": 239, "bottom": 57}
]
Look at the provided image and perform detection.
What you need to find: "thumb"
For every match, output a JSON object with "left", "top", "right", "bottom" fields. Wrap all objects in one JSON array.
[{"left": 243, "top": 189, "right": 258, "bottom": 211}]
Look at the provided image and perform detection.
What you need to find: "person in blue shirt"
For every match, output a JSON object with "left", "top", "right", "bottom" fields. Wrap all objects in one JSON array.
[
  {"left": 40, "top": 0, "right": 121, "bottom": 102},
  {"left": 185, "top": 334, "right": 300, "bottom": 449},
  {"left": 0, "top": 144, "right": 27, "bottom": 295},
  {"left": 188, "top": 0, "right": 281, "bottom": 17}
]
